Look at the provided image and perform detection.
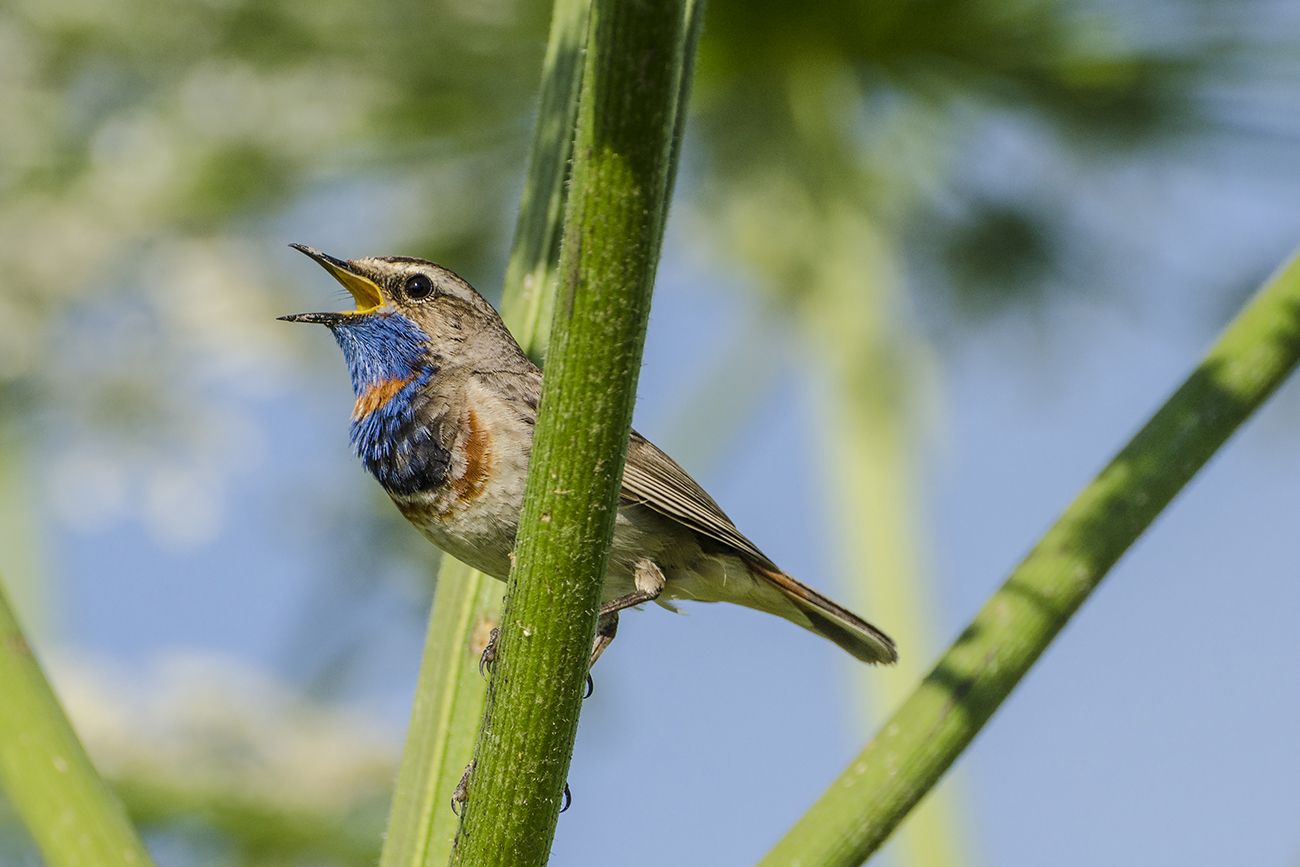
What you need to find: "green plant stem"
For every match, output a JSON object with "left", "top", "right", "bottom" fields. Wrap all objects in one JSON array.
[
  {"left": 450, "top": 0, "right": 690, "bottom": 862},
  {"left": 378, "top": 560, "right": 503, "bottom": 867},
  {"left": 761, "top": 251, "right": 1300, "bottom": 867},
  {"left": 0, "top": 580, "right": 155, "bottom": 867},
  {"left": 377, "top": 1, "right": 589, "bottom": 865}
]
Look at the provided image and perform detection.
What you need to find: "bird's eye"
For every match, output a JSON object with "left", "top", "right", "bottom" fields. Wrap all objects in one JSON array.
[{"left": 404, "top": 273, "right": 434, "bottom": 300}]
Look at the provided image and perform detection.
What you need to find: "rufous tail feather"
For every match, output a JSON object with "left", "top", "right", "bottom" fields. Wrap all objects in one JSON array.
[{"left": 749, "top": 561, "right": 898, "bottom": 665}]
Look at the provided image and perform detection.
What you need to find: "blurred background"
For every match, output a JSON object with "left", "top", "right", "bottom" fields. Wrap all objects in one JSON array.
[{"left": 2, "top": 0, "right": 1300, "bottom": 864}]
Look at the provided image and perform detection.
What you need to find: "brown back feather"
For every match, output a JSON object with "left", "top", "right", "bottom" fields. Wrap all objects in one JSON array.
[{"left": 619, "top": 432, "right": 897, "bottom": 665}]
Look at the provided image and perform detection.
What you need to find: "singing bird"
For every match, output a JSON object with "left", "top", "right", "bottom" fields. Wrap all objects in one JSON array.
[{"left": 282, "top": 244, "right": 897, "bottom": 667}]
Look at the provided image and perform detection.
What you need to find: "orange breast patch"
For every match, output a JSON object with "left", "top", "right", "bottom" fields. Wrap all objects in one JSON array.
[
  {"left": 451, "top": 408, "right": 493, "bottom": 504},
  {"left": 353, "top": 376, "right": 415, "bottom": 420}
]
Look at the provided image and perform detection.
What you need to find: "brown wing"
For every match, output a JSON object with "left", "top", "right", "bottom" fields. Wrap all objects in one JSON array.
[
  {"left": 620, "top": 432, "right": 898, "bottom": 664},
  {"left": 620, "top": 431, "right": 776, "bottom": 569}
]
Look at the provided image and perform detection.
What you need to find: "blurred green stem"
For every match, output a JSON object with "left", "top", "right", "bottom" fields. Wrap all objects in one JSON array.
[
  {"left": 450, "top": 0, "right": 690, "bottom": 861},
  {"left": 762, "top": 252, "right": 1300, "bottom": 866},
  {"left": 0, "top": 423, "right": 49, "bottom": 636},
  {"left": 376, "top": 1, "right": 589, "bottom": 864},
  {"left": 808, "top": 213, "right": 969, "bottom": 867},
  {"left": 378, "top": 560, "right": 503, "bottom": 867},
  {"left": 119, "top": 774, "right": 380, "bottom": 865},
  {"left": 0, "top": 579, "right": 155, "bottom": 867},
  {"left": 496, "top": 0, "right": 593, "bottom": 365}
]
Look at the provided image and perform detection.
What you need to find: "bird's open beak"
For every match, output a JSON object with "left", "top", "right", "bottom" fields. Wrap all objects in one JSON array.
[{"left": 279, "top": 243, "right": 386, "bottom": 324}]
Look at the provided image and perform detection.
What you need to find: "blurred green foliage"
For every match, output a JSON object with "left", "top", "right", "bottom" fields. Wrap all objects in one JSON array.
[
  {"left": 0, "top": 0, "right": 1269, "bottom": 435},
  {"left": 0, "top": 0, "right": 1293, "bottom": 862}
]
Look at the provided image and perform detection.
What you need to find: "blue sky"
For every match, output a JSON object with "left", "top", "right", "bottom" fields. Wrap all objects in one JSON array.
[
  {"left": 10, "top": 84, "right": 1300, "bottom": 867},
  {"left": 41, "top": 247, "right": 1300, "bottom": 866}
]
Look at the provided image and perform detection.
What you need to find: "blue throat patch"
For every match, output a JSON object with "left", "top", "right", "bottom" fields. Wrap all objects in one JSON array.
[{"left": 329, "top": 313, "right": 449, "bottom": 495}]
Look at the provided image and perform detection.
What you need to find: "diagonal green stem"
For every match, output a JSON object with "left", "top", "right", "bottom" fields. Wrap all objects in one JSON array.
[
  {"left": 0, "top": 580, "right": 156, "bottom": 867},
  {"left": 760, "top": 251, "right": 1300, "bottom": 866},
  {"left": 377, "top": 1, "right": 590, "bottom": 865},
  {"left": 450, "top": 0, "right": 693, "bottom": 862}
]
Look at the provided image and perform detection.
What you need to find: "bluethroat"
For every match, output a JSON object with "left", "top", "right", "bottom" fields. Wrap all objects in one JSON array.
[{"left": 281, "top": 245, "right": 898, "bottom": 668}]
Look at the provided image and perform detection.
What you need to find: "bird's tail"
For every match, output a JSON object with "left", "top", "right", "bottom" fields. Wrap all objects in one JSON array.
[{"left": 748, "top": 561, "right": 898, "bottom": 665}]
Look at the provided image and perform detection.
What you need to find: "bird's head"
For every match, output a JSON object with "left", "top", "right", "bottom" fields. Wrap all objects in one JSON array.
[{"left": 281, "top": 243, "right": 515, "bottom": 395}]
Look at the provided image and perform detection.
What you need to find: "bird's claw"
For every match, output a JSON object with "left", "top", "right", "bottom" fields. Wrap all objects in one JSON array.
[
  {"left": 583, "top": 673, "right": 594, "bottom": 699},
  {"left": 478, "top": 628, "right": 500, "bottom": 677},
  {"left": 451, "top": 760, "right": 475, "bottom": 816},
  {"left": 449, "top": 761, "right": 570, "bottom": 818}
]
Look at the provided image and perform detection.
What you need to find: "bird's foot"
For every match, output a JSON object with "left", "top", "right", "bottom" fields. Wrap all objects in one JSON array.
[
  {"left": 449, "top": 761, "right": 572, "bottom": 817},
  {"left": 478, "top": 628, "right": 500, "bottom": 677},
  {"left": 481, "top": 625, "right": 592, "bottom": 697},
  {"left": 451, "top": 761, "right": 475, "bottom": 816}
]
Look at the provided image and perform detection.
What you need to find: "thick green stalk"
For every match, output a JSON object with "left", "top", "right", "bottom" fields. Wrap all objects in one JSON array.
[
  {"left": 0, "top": 580, "right": 155, "bottom": 867},
  {"left": 761, "top": 251, "right": 1300, "bottom": 867},
  {"left": 451, "top": 0, "right": 689, "bottom": 863},
  {"left": 377, "top": 1, "right": 589, "bottom": 865}
]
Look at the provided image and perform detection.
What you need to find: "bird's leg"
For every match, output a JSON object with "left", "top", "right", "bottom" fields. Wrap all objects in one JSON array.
[
  {"left": 586, "top": 560, "right": 664, "bottom": 694},
  {"left": 451, "top": 564, "right": 663, "bottom": 815},
  {"left": 588, "top": 610, "right": 621, "bottom": 673},
  {"left": 478, "top": 561, "right": 664, "bottom": 694}
]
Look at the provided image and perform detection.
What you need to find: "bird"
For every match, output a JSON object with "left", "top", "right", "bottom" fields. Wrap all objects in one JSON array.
[{"left": 281, "top": 244, "right": 897, "bottom": 669}]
